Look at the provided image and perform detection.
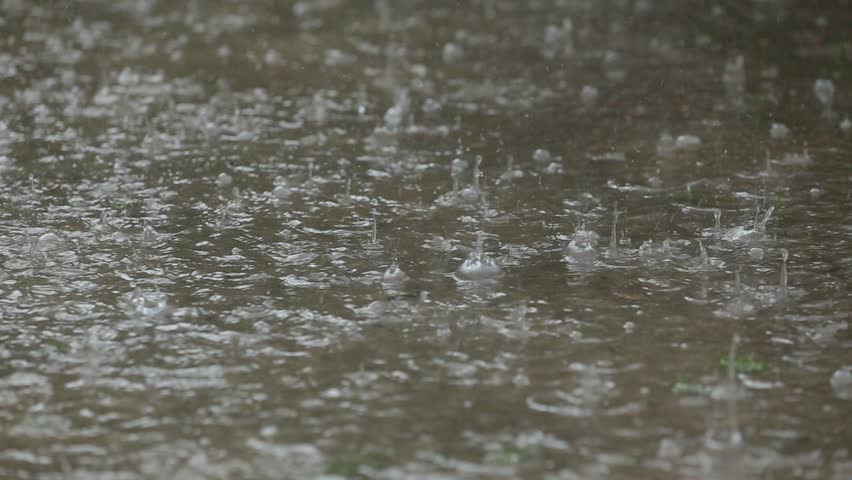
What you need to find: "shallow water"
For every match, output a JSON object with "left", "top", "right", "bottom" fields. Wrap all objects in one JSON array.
[{"left": 1, "top": 1, "right": 851, "bottom": 478}]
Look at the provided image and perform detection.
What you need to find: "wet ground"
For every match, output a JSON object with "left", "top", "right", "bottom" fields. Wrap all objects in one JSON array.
[{"left": 1, "top": 0, "right": 851, "bottom": 478}]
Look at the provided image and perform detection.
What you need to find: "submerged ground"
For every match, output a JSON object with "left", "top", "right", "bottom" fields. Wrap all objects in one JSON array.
[{"left": 0, "top": 0, "right": 851, "bottom": 478}]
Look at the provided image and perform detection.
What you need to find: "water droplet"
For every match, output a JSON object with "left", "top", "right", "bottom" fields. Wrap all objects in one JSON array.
[
  {"left": 142, "top": 224, "right": 159, "bottom": 243},
  {"left": 35, "top": 232, "right": 62, "bottom": 252},
  {"left": 456, "top": 233, "right": 501, "bottom": 280},
  {"left": 830, "top": 366, "right": 852, "bottom": 400},
  {"left": 217, "top": 172, "right": 233, "bottom": 189},
  {"left": 564, "top": 225, "right": 599, "bottom": 264},
  {"left": 580, "top": 85, "right": 599, "bottom": 108},
  {"left": 813, "top": 78, "right": 835, "bottom": 113},
  {"left": 656, "top": 131, "right": 675, "bottom": 157},
  {"left": 722, "top": 55, "right": 745, "bottom": 107},
  {"left": 442, "top": 42, "right": 463, "bottom": 64},
  {"left": 608, "top": 203, "right": 619, "bottom": 258},
  {"left": 382, "top": 261, "right": 410, "bottom": 287},
  {"left": 674, "top": 134, "right": 701, "bottom": 151},
  {"left": 532, "top": 148, "right": 552, "bottom": 163},
  {"left": 769, "top": 122, "right": 790, "bottom": 140}
]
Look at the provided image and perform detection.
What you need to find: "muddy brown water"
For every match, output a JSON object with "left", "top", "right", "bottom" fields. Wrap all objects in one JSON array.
[{"left": 0, "top": 1, "right": 851, "bottom": 478}]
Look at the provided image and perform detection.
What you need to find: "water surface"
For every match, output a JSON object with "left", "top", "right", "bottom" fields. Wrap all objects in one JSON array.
[{"left": 1, "top": 1, "right": 851, "bottom": 478}]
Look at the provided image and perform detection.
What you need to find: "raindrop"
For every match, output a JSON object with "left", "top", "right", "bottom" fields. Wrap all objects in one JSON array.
[
  {"left": 769, "top": 122, "right": 789, "bottom": 140},
  {"left": 724, "top": 335, "right": 743, "bottom": 446},
  {"left": 442, "top": 42, "right": 463, "bottom": 64},
  {"left": 217, "top": 172, "right": 233, "bottom": 189},
  {"left": 543, "top": 17, "right": 574, "bottom": 54},
  {"left": 608, "top": 203, "right": 619, "bottom": 258},
  {"left": 780, "top": 146, "right": 812, "bottom": 166},
  {"left": 457, "top": 155, "right": 484, "bottom": 205},
  {"left": 656, "top": 131, "right": 675, "bottom": 157},
  {"left": 532, "top": 148, "right": 552, "bottom": 164},
  {"left": 564, "top": 224, "right": 599, "bottom": 264},
  {"left": 723, "top": 205, "right": 773, "bottom": 242},
  {"left": 830, "top": 366, "right": 852, "bottom": 400},
  {"left": 639, "top": 238, "right": 672, "bottom": 262},
  {"left": 382, "top": 260, "right": 410, "bottom": 288},
  {"left": 456, "top": 232, "right": 502, "bottom": 280},
  {"left": 697, "top": 240, "right": 710, "bottom": 266},
  {"left": 813, "top": 78, "right": 834, "bottom": 115},
  {"left": 451, "top": 157, "right": 467, "bottom": 194},
  {"left": 142, "top": 224, "right": 159, "bottom": 243},
  {"left": 498, "top": 155, "right": 522, "bottom": 183},
  {"left": 734, "top": 268, "right": 743, "bottom": 293},
  {"left": 127, "top": 288, "right": 171, "bottom": 319},
  {"left": 384, "top": 90, "right": 410, "bottom": 129},
  {"left": 35, "top": 232, "right": 62, "bottom": 252},
  {"left": 603, "top": 50, "right": 625, "bottom": 81},
  {"left": 580, "top": 85, "right": 599, "bottom": 108},
  {"left": 674, "top": 134, "right": 701, "bottom": 151},
  {"left": 722, "top": 55, "right": 745, "bottom": 107}
]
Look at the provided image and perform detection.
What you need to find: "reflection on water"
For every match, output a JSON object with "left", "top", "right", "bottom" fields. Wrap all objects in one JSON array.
[{"left": 1, "top": 0, "right": 851, "bottom": 478}]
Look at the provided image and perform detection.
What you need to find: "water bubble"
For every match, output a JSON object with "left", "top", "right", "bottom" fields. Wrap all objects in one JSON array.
[
  {"left": 142, "top": 224, "right": 159, "bottom": 243},
  {"left": 769, "top": 122, "right": 790, "bottom": 139},
  {"left": 564, "top": 226, "right": 599, "bottom": 264},
  {"left": 544, "top": 25, "right": 564, "bottom": 48},
  {"left": 309, "top": 92, "right": 329, "bottom": 125},
  {"left": 840, "top": 116, "right": 851, "bottom": 132},
  {"left": 451, "top": 157, "right": 468, "bottom": 181},
  {"left": 456, "top": 233, "right": 502, "bottom": 280},
  {"left": 603, "top": 50, "right": 625, "bottom": 81},
  {"left": 382, "top": 260, "right": 410, "bottom": 287},
  {"left": 656, "top": 131, "right": 675, "bottom": 157},
  {"left": 442, "top": 42, "right": 463, "bottom": 64},
  {"left": 580, "top": 85, "right": 599, "bottom": 108},
  {"left": 384, "top": 90, "right": 410, "bottom": 129},
  {"left": 830, "top": 366, "right": 852, "bottom": 400},
  {"left": 458, "top": 156, "right": 484, "bottom": 204},
  {"left": 217, "top": 172, "right": 233, "bottom": 189},
  {"left": 435, "top": 157, "right": 483, "bottom": 209},
  {"left": 34, "top": 232, "right": 62, "bottom": 251},
  {"left": 674, "top": 134, "right": 701, "bottom": 151},
  {"left": 748, "top": 247, "right": 764, "bottom": 260},
  {"left": 543, "top": 23, "right": 573, "bottom": 59},
  {"left": 272, "top": 185, "right": 290, "bottom": 199},
  {"left": 532, "top": 148, "right": 552, "bottom": 163},
  {"left": 421, "top": 97, "right": 442, "bottom": 116}
]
